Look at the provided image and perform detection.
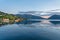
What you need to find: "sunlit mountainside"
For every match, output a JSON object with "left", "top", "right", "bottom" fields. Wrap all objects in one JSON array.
[{"left": 0, "top": 11, "right": 24, "bottom": 24}]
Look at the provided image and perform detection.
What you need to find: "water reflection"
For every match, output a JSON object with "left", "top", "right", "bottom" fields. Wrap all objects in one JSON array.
[
  {"left": 40, "top": 20, "right": 60, "bottom": 27},
  {"left": 0, "top": 20, "right": 60, "bottom": 26},
  {"left": 16, "top": 20, "right": 41, "bottom": 25},
  {"left": 15, "top": 20, "right": 60, "bottom": 25},
  {"left": 0, "top": 20, "right": 60, "bottom": 40},
  {"left": 15, "top": 20, "right": 60, "bottom": 27}
]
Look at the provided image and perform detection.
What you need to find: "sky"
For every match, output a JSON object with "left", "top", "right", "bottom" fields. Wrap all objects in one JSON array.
[{"left": 0, "top": 0, "right": 60, "bottom": 14}]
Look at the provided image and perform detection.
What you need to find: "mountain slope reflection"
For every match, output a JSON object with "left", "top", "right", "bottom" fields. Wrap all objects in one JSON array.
[
  {"left": 1, "top": 20, "right": 60, "bottom": 27},
  {"left": 1, "top": 20, "right": 60, "bottom": 40},
  {"left": 39, "top": 20, "right": 54, "bottom": 27},
  {"left": 50, "top": 21, "right": 60, "bottom": 25},
  {"left": 40, "top": 20, "right": 60, "bottom": 27},
  {"left": 16, "top": 20, "right": 41, "bottom": 24},
  {"left": 41, "top": 20, "right": 60, "bottom": 25},
  {"left": 16, "top": 20, "right": 60, "bottom": 25}
]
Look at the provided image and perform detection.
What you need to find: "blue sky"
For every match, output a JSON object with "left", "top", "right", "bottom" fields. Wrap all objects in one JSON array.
[{"left": 0, "top": 0, "right": 60, "bottom": 14}]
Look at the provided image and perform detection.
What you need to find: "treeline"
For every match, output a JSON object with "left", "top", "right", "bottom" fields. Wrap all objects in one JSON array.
[{"left": 0, "top": 11, "right": 20, "bottom": 19}]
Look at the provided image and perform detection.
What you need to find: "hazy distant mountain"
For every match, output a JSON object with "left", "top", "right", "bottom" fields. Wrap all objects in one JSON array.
[
  {"left": 19, "top": 11, "right": 43, "bottom": 16},
  {"left": 16, "top": 14, "right": 44, "bottom": 19},
  {"left": 19, "top": 10, "right": 60, "bottom": 16},
  {"left": 46, "top": 12, "right": 60, "bottom": 15},
  {"left": 16, "top": 10, "right": 60, "bottom": 19},
  {"left": 19, "top": 11, "right": 43, "bottom": 14},
  {"left": 48, "top": 14, "right": 60, "bottom": 19}
]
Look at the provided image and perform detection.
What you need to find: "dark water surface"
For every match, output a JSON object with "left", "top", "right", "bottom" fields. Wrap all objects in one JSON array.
[{"left": 0, "top": 20, "right": 60, "bottom": 40}]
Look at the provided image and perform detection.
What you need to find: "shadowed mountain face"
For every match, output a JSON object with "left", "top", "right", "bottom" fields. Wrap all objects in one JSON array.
[
  {"left": 16, "top": 14, "right": 44, "bottom": 19},
  {"left": 48, "top": 15, "right": 60, "bottom": 19},
  {"left": 50, "top": 21, "right": 60, "bottom": 25},
  {"left": 48, "top": 14, "right": 60, "bottom": 24}
]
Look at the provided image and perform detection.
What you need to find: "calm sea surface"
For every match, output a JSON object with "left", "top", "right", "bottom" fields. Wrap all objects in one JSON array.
[{"left": 0, "top": 20, "right": 60, "bottom": 40}]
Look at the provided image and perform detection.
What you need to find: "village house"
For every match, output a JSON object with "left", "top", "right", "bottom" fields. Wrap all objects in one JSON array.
[
  {"left": 3, "top": 18, "right": 9, "bottom": 23},
  {"left": 15, "top": 18, "right": 23, "bottom": 22},
  {"left": 15, "top": 19, "right": 21, "bottom": 22}
]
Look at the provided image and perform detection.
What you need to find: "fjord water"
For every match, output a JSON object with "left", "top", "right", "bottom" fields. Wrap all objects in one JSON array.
[{"left": 0, "top": 20, "right": 60, "bottom": 40}]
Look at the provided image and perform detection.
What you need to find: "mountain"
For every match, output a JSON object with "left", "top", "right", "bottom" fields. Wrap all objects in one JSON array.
[
  {"left": 48, "top": 14, "right": 60, "bottom": 19},
  {"left": 19, "top": 11, "right": 43, "bottom": 16},
  {"left": 15, "top": 14, "right": 44, "bottom": 19},
  {"left": 48, "top": 14, "right": 60, "bottom": 24}
]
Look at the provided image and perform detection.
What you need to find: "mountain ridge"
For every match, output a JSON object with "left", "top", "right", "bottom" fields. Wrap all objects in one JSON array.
[{"left": 15, "top": 14, "right": 44, "bottom": 19}]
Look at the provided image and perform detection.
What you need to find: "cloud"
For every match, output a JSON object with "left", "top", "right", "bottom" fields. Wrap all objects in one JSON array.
[
  {"left": 19, "top": 9, "right": 60, "bottom": 16},
  {"left": 39, "top": 9, "right": 60, "bottom": 15},
  {"left": 52, "top": 9, "right": 60, "bottom": 11},
  {"left": 49, "top": 9, "right": 60, "bottom": 12}
]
